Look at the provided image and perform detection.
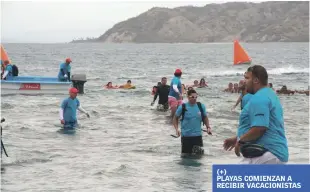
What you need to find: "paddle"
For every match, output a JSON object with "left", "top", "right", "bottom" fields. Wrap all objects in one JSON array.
[{"left": 170, "top": 129, "right": 212, "bottom": 138}]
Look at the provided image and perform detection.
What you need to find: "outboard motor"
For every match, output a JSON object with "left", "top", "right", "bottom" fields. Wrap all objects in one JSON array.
[{"left": 71, "top": 74, "right": 87, "bottom": 94}]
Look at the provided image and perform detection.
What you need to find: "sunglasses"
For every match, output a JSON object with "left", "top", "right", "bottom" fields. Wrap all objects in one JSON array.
[{"left": 189, "top": 96, "right": 198, "bottom": 99}]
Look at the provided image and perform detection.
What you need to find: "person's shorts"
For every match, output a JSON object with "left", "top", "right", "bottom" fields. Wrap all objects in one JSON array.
[
  {"left": 181, "top": 136, "right": 203, "bottom": 154},
  {"left": 168, "top": 97, "right": 183, "bottom": 108},
  {"left": 157, "top": 103, "right": 169, "bottom": 111}
]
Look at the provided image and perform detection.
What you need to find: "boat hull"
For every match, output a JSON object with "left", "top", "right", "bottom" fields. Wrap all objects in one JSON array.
[{"left": 1, "top": 76, "right": 72, "bottom": 96}]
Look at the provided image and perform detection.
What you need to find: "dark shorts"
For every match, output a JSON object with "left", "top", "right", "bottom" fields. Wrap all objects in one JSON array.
[{"left": 181, "top": 136, "right": 203, "bottom": 154}]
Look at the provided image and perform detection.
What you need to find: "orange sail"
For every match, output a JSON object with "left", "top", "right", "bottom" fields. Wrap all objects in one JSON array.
[
  {"left": 1, "top": 45, "right": 10, "bottom": 63},
  {"left": 233, "top": 40, "right": 251, "bottom": 65}
]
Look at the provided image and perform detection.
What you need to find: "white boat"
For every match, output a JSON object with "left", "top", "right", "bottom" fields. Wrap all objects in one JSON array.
[
  {"left": 1, "top": 44, "right": 87, "bottom": 96},
  {"left": 1, "top": 75, "right": 86, "bottom": 96}
]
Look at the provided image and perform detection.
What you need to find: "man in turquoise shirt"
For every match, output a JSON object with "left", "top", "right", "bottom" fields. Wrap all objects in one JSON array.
[
  {"left": 224, "top": 66, "right": 289, "bottom": 164},
  {"left": 173, "top": 89, "right": 212, "bottom": 157},
  {"left": 58, "top": 58, "right": 72, "bottom": 82},
  {"left": 60, "top": 87, "right": 90, "bottom": 129},
  {"left": 1, "top": 60, "right": 13, "bottom": 80}
]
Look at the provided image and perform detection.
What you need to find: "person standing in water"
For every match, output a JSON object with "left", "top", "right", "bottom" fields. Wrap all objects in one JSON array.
[
  {"left": 60, "top": 87, "right": 90, "bottom": 129},
  {"left": 168, "top": 69, "right": 183, "bottom": 119},
  {"left": 231, "top": 83, "right": 253, "bottom": 111},
  {"left": 151, "top": 77, "right": 170, "bottom": 111},
  {"left": 173, "top": 89, "right": 212, "bottom": 157},
  {"left": 224, "top": 65, "right": 288, "bottom": 164},
  {"left": 58, "top": 58, "right": 72, "bottom": 82}
]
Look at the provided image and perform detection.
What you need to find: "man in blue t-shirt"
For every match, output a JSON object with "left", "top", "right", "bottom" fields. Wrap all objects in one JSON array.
[
  {"left": 1, "top": 60, "right": 13, "bottom": 80},
  {"left": 223, "top": 66, "right": 289, "bottom": 164},
  {"left": 173, "top": 89, "right": 212, "bottom": 156},
  {"left": 58, "top": 58, "right": 72, "bottom": 82},
  {"left": 168, "top": 69, "right": 183, "bottom": 119},
  {"left": 59, "top": 87, "right": 90, "bottom": 129}
]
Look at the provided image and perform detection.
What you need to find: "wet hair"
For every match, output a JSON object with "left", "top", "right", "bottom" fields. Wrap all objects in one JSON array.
[
  {"left": 187, "top": 89, "right": 197, "bottom": 96},
  {"left": 106, "top": 82, "right": 112, "bottom": 86},
  {"left": 199, "top": 78, "right": 205, "bottom": 85},
  {"left": 187, "top": 86, "right": 194, "bottom": 91},
  {"left": 127, "top": 80, "right": 131, "bottom": 83},
  {"left": 247, "top": 65, "right": 268, "bottom": 86}
]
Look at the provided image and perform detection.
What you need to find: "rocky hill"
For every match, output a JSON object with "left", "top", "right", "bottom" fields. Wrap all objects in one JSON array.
[{"left": 75, "top": 1, "right": 309, "bottom": 43}]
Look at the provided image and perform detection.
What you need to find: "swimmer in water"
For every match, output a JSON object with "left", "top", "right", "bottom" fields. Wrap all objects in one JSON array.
[
  {"left": 198, "top": 78, "right": 208, "bottom": 88},
  {"left": 104, "top": 82, "right": 118, "bottom": 89},
  {"left": 119, "top": 80, "right": 134, "bottom": 89},
  {"left": 276, "top": 85, "right": 295, "bottom": 95},
  {"left": 268, "top": 83, "right": 275, "bottom": 91},
  {"left": 224, "top": 83, "right": 234, "bottom": 93},
  {"left": 233, "top": 83, "right": 239, "bottom": 93},
  {"left": 187, "top": 80, "right": 199, "bottom": 88}
]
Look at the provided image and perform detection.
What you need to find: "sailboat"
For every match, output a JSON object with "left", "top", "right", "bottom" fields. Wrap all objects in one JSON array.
[
  {"left": 233, "top": 40, "right": 251, "bottom": 65},
  {"left": 1, "top": 45, "right": 10, "bottom": 63}
]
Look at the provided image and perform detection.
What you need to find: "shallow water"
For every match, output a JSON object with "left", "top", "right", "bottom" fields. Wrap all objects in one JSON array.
[{"left": 1, "top": 42, "right": 309, "bottom": 192}]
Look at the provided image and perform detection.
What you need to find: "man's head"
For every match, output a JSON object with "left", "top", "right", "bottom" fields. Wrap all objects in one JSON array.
[
  {"left": 65, "top": 58, "right": 72, "bottom": 64},
  {"left": 187, "top": 89, "right": 198, "bottom": 104},
  {"left": 245, "top": 65, "right": 268, "bottom": 94},
  {"left": 3, "top": 60, "right": 9, "bottom": 65},
  {"left": 233, "top": 83, "right": 238, "bottom": 90},
  {"left": 194, "top": 80, "right": 198, "bottom": 85},
  {"left": 161, "top": 77, "right": 167, "bottom": 85},
  {"left": 69, "top": 87, "right": 78, "bottom": 98},
  {"left": 239, "top": 80, "right": 245, "bottom": 87},
  {"left": 127, "top": 80, "right": 131, "bottom": 85},
  {"left": 268, "top": 83, "right": 273, "bottom": 88},
  {"left": 228, "top": 82, "right": 233, "bottom": 89},
  {"left": 174, "top": 69, "right": 182, "bottom": 77}
]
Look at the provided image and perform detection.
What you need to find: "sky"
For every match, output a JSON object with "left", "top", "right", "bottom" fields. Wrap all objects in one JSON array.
[{"left": 1, "top": 0, "right": 240, "bottom": 43}]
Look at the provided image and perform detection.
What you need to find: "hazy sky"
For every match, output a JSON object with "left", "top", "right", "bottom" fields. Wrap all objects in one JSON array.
[{"left": 1, "top": 0, "right": 232, "bottom": 43}]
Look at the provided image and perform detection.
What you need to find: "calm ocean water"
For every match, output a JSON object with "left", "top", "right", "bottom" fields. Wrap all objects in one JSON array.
[{"left": 1, "top": 43, "right": 309, "bottom": 192}]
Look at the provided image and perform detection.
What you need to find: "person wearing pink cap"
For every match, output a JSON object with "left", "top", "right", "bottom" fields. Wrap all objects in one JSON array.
[
  {"left": 58, "top": 58, "right": 72, "bottom": 82},
  {"left": 168, "top": 69, "right": 183, "bottom": 119},
  {"left": 59, "top": 87, "right": 90, "bottom": 129}
]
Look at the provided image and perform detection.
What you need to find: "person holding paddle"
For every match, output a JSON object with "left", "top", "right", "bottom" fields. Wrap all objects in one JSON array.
[{"left": 172, "top": 89, "right": 212, "bottom": 157}]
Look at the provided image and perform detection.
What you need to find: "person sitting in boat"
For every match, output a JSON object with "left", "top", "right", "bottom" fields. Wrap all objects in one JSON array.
[
  {"left": 1, "top": 60, "right": 13, "bottom": 80},
  {"left": 224, "top": 83, "right": 234, "bottom": 93},
  {"left": 104, "top": 82, "right": 119, "bottom": 89},
  {"left": 60, "top": 87, "right": 90, "bottom": 129},
  {"left": 198, "top": 78, "right": 208, "bottom": 88},
  {"left": 152, "top": 82, "right": 161, "bottom": 95},
  {"left": 276, "top": 85, "right": 295, "bottom": 95},
  {"left": 58, "top": 58, "right": 72, "bottom": 82},
  {"left": 119, "top": 80, "right": 135, "bottom": 89}
]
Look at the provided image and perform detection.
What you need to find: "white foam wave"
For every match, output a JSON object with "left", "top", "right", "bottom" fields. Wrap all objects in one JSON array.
[{"left": 206, "top": 66, "right": 309, "bottom": 77}]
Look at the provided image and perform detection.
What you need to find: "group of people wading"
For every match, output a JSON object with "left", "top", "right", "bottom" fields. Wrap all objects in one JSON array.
[{"left": 151, "top": 66, "right": 290, "bottom": 164}]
